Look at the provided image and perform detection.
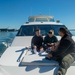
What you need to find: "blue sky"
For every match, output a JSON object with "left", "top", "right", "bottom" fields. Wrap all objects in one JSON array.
[{"left": 0, "top": 0, "right": 75, "bottom": 29}]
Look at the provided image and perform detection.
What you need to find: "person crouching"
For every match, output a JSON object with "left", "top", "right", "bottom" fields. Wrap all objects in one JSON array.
[{"left": 31, "top": 29, "right": 44, "bottom": 53}]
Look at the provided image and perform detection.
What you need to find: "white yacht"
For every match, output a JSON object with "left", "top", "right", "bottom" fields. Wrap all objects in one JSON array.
[{"left": 0, "top": 16, "right": 75, "bottom": 75}]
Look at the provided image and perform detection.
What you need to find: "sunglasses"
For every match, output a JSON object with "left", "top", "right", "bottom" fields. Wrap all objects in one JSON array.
[{"left": 48, "top": 32, "right": 52, "bottom": 34}]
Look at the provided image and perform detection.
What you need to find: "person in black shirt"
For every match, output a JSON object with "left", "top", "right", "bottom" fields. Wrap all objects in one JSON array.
[
  {"left": 44, "top": 30, "right": 58, "bottom": 52},
  {"left": 44, "top": 30, "right": 58, "bottom": 44},
  {"left": 31, "top": 29, "right": 43, "bottom": 52}
]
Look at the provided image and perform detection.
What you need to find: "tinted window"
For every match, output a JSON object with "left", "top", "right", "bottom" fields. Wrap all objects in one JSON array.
[
  {"left": 36, "top": 18, "right": 48, "bottom": 22},
  {"left": 17, "top": 25, "right": 72, "bottom": 36}
]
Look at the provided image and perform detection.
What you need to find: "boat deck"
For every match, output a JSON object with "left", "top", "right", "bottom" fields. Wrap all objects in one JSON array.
[{"left": 0, "top": 47, "right": 75, "bottom": 75}]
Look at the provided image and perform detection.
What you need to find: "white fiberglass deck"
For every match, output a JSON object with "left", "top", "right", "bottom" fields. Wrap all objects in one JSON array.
[
  {"left": 21, "top": 51, "right": 59, "bottom": 66},
  {"left": 0, "top": 46, "right": 75, "bottom": 75}
]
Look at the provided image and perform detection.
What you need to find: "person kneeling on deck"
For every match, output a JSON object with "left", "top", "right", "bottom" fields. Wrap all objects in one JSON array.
[
  {"left": 46, "top": 28, "right": 75, "bottom": 75},
  {"left": 44, "top": 30, "right": 58, "bottom": 53},
  {"left": 31, "top": 29, "right": 44, "bottom": 53}
]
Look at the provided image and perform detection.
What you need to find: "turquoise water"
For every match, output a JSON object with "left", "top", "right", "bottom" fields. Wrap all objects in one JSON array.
[{"left": 0, "top": 32, "right": 17, "bottom": 57}]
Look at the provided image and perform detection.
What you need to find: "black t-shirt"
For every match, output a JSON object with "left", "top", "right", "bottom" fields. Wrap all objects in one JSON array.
[
  {"left": 31, "top": 35, "right": 43, "bottom": 47},
  {"left": 44, "top": 35, "right": 58, "bottom": 44}
]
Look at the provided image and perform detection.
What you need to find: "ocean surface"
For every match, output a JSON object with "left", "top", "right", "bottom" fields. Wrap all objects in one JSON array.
[
  {"left": 0, "top": 31, "right": 75, "bottom": 57},
  {"left": 0, "top": 32, "right": 17, "bottom": 57}
]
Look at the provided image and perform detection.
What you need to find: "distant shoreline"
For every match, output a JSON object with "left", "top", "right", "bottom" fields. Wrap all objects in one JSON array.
[{"left": 0, "top": 28, "right": 18, "bottom": 32}]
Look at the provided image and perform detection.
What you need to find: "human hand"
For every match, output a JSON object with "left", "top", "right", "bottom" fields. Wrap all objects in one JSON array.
[
  {"left": 48, "top": 53, "right": 52, "bottom": 58},
  {"left": 50, "top": 46, "right": 55, "bottom": 51},
  {"left": 50, "top": 43, "right": 54, "bottom": 45}
]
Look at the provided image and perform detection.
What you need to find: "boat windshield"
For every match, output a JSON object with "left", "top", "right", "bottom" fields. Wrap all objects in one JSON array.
[{"left": 17, "top": 25, "right": 72, "bottom": 36}]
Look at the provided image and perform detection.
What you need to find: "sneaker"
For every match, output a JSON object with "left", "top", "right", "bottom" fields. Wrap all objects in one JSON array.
[
  {"left": 39, "top": 50, "right": 44, "bottom": 55},
  {"left": 34, "top": 48, "right": 37, "bottom": 53},
  {"left": 31, "top": 48, "right": 37, "bottom": 54},
  {"left": 56, "top": 71, "right": 63, "bottom": 75}
]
